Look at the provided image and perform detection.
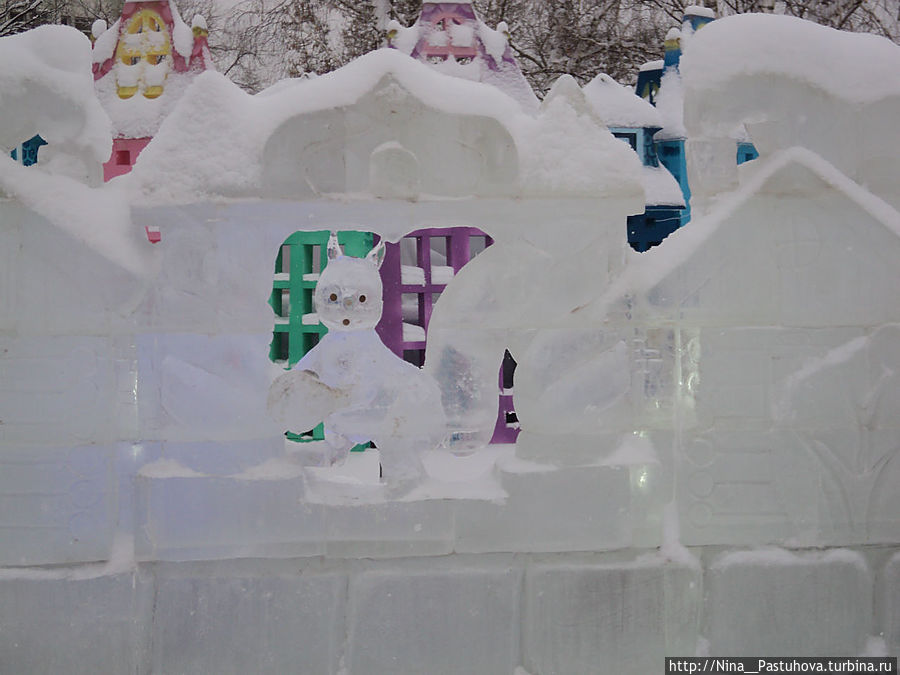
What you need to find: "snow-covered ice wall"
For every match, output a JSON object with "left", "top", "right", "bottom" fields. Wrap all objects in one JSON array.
[{"left": 2, "top": 16, "right": 900, "bottom": 674}]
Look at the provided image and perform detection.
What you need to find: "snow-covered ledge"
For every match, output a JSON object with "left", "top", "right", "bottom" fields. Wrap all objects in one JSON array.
[{"left": 134, "top": 443, "right": 662, "bottom": 562}]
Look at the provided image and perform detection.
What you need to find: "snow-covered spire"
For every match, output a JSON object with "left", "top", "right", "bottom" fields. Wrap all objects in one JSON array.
[
  {"left": 373, "top": 0, "right": 390, "bottom": 32},
  {"left": 91, "top": 19, "right": 107, "bottom": 40},
  {"left": 664, "top": 27, "right": 682, "bottom": 72},
  {"left": 191, "top": 14, "right": 207, "bottom": 34},
  {"left": 682, "top": 4, "right": 715, "bottom": 37}
]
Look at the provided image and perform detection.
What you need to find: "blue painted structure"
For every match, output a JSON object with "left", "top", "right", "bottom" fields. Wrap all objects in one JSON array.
[
  {"left": 737, "top": 142, "right": 759, "bottom": 165},
  {"left": 10, "top": 135, "right": 47, "bottom": 166},
  {"left": 663, "top": 31, "right": 681, "bottom": 72},
  {"left": 656, "top": 138, "right": 691, "bottom": 225},
  {"left": 636, "top": 62, "right": 663, "bottom": 106},
  {"left": 610, "top": 125, "right": 686, "bottom": 252},
  {"left": 684, "top": 7, "right": 715, "bottom": 33},
  {"left": 609, "top": 126, "right": 658, "bottom": 167},
  {"left": 627, "top": 206, "right": 685, "bottom": 252}
]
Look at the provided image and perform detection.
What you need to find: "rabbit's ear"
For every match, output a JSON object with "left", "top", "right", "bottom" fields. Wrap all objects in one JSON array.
[
  {"left": 366, "top": 240, "right": 386, "bottom": 270},
  {"left": 327, "top": 231, "right": 343, "bottom": 261}
]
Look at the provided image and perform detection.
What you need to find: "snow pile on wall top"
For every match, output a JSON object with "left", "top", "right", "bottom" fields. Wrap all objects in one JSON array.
[
  {"left": 0, "top": 26, "right": 111, "bottom": 164},
  {"left": 127, "top": 49, "right": 643, "bottom": 204},
  {"left": 0, "top": 160, "right": 149, "bottom": 278},
  {"left": 681, "top": 13, "right": 900, "bottom": 104},
  {"left": 583, "top": 73, "right": 661, "bottom": 129}
]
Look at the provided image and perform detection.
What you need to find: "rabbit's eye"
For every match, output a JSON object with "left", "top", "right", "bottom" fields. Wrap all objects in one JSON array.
[
  {"left": 329, "top": 293, "right": 338, "bottom": 302},
  {"left": 359, "top": 295, "right": 366, "bottom": 303}
]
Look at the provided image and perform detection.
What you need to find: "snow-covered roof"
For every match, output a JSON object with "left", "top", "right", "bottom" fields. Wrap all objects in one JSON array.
[
  {"left": 681, "top": 13, "right": 900, "bottom": 105},
  {"left": 541, "top": 75, "right": 604, "bottom": 125},
  {"left": 539, "top": 75, "right": 679, "bottom": 207},
  {"left": 684, "top": 5, "right": 715, "bottom": 19},
  {"left": 0, "top": 26, "right": 111, "bottom": 164},
  {"left": 126, "top": 49, "right": 643, "bottom": 205},
  {"left": 641, "top": 164, "right": 684, "bottom": 207},
  {"left": 583, "top": 73, "right": 662, "bottom": 129}
]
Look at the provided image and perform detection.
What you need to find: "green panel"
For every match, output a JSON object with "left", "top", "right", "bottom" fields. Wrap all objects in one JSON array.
[
  {"left": 285, "top": 423, "right": 325, "bottom": 442},
  {"left": 269, "top": 246, "right": 286, "bottom": 362}
]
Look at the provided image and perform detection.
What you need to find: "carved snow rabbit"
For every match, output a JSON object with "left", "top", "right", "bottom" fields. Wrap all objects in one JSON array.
[{"left": 268, "top": 232, "right": 445, "bottom": 491}]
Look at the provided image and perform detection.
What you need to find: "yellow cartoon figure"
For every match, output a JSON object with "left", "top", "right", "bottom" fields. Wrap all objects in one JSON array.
[{"left": 115, "top": 8, "right": 171, "bottom": 99}]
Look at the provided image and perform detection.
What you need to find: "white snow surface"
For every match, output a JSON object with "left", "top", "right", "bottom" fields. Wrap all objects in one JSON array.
[
  {"left": 138, "top": 458, "right": 204, "bottom": 478},
  {"left": 639, "top": 59, "right": 663, "bottom": 72},
  {"left": 0, "top": 26, "right": 111, "bottom": 164},
  {"left": 710, "top": 547, "right": 867, "bottom": 571},
  {"left": 92, "top": 18, "right": 120, "bottom": 64},
  {"left": 126, "top": 49, "right": 642, "bottom": 203},
  {"left": 681, "top": 13, "right": 900, "bottom": 104},
  {"left": 476, "top": 21, "right": 509, "bottom": 64},
  {"left": 303, "top": 445, "right": 512, "bottom": 505},
  {"left": 167, "top": 0, "right": 194, "bottom": 59},
  {"left": 641, "top": 164, "right": 685, "bottom": 206},
  {"left": 0, "top": 160, "right": 151, "bottom": 275},
  {"left": 583, "top": 72, "right": 662, "bottom": 128},
  {"left": 400, "top": 265, "right": 425, "bottom": 285},
  {"left": 388, "top": 20, "right": 419, "bottom": 55},
  {"left": 91, "top": 19, "right": 108, "bottom": 39},
  {"left": 96, "top": 69, "right": 196, "bottom": 139},
  {"left": 402, "top": 322, "right": 426, "bottom": 342},
  {"left": 684, "top": 4, "right": 715, "bottom": 18},
  {"left": 653, "top": 69, "right": 685, "bottom": 140}
]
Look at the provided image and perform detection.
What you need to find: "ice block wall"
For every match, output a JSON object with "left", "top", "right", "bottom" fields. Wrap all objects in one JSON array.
[{"left": 2, "top": 15, "right": 900, "bottom": 674}]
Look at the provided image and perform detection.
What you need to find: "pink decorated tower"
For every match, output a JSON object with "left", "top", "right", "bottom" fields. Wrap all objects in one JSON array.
[
  {"left": 91, "top": 1, "right": 212, "bottom": 181},
  {"left": 387, "top": 1, "right": 538, "bottom": 111}
]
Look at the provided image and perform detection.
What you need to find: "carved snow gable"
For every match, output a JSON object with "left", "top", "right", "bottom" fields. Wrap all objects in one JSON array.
[{"left": 261, "top": 75, "right": 518, "bottom": 200}]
